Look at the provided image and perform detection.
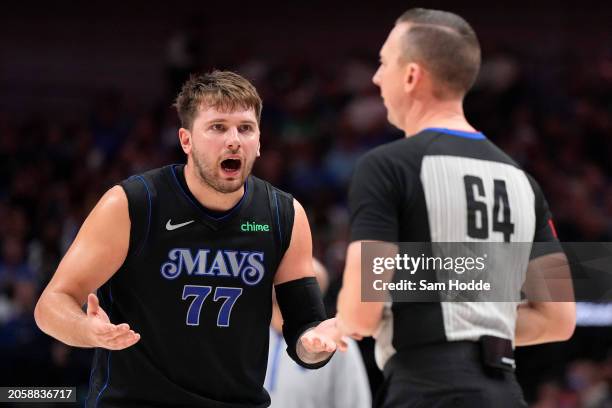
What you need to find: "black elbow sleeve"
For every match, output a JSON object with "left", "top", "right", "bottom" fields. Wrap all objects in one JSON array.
[{"left": 275, "top": 277, "right": 330, "bottom": 368}]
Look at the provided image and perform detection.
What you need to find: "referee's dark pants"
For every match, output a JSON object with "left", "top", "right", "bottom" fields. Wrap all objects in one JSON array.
[{"left": 375, "top": 341, "right": 527, "bottom": 408}]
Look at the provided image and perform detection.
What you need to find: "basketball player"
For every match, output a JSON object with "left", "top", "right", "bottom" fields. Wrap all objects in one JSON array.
[
  {"left": 34, "top": 71, "right": 342, "bottom": 407},
  {"left": 335, "top": 9, "right": 576, "bottom": 407}
]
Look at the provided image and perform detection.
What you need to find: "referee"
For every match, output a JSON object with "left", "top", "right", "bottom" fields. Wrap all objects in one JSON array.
[{"left": 335, "top": 8, "right": 576, "bottom": 408}]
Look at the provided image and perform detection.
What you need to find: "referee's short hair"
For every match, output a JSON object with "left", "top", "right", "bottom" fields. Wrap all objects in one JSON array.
[{"left": 397, "top": 8, "right": 481, "bottom": 99}]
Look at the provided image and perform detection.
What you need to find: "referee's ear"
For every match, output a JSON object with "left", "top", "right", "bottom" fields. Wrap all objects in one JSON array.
[{"left": 403, "top": 62, "right": 422, "bottom": 94}]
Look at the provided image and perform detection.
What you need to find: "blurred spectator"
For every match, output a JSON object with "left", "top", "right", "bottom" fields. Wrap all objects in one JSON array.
[
  {"left": 0, "top": 237, "right": 35, "bottom": 295},
  {"left": 165, "top": 16, "right": 208, "bottom": 95},
  {"left": 531, "top": 381, "right": 578, "bottom": 408},
  {"left": 566, "top": 360, "right": 610, "bottom": 408}
]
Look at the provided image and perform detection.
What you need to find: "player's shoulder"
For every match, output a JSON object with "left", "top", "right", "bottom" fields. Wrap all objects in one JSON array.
[
  {"left": 120, "top": 165, "right": 171, "bottom": 189},
  {"left": 117, "top": 165, "right": 177, "bottom": 209},
  {"left": 250, "top": 175, "right": 294, "bottom": 203}
]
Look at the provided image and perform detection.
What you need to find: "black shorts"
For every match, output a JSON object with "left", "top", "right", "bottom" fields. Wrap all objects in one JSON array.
[{"left": 375, "top": 342, "right": 527, "bottom": 408}]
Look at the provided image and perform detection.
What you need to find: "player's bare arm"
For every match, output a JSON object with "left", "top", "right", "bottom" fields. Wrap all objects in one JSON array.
[
  {"left": 274, "top": 199, "right": 344, "bottom": 366},
  {"left": 34, "top": 185, "right": 140, "bottom": 349}
]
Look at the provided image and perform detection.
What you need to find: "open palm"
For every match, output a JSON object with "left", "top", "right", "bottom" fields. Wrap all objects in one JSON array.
[
  {"left": 300, "top": 317, "right": 348, "bottom": 353},
  {"left": 85, "top": 293, "right": 140, "bottom": 350}
]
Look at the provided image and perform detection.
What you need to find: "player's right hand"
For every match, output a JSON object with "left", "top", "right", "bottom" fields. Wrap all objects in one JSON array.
[{"left": 83, "top": 293, "right": 140, "bottom": 350}]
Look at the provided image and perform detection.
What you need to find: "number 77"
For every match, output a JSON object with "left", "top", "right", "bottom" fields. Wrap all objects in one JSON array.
[{"left": 182, "top": 285, "right": 243, "bottom": 327}]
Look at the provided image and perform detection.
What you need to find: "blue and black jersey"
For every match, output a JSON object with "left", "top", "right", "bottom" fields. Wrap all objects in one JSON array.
[{"left": 87, "top": 164, "right": 294, "bottom": 408}]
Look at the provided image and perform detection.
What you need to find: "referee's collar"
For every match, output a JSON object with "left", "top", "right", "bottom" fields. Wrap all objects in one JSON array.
[{"left": 424, "top": 127, "right": 486, "bottom": 140}]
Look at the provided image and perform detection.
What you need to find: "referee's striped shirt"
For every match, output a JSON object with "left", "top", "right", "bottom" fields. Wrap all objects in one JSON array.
[{"left": 348, "top": 128, "right": 561, "bottom": 370}]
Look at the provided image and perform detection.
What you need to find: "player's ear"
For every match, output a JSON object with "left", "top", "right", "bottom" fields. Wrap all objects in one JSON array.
[
  {"left": 256, "top": 141, "right": 261, "bottom": 157},
  {"left": 178, "top": 128, "right": 192, "bottom": 154},
  {"left": 403, "top": 62, "right": 421, "bottom": 94}
]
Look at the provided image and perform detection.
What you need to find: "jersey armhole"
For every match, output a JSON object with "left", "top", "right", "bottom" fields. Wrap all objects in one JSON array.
[
  {"left": 119, "top": 175, "right": 155, "bottom": 264},
  {"left": 266, "top": 185, "right": 295, "bottom": 263}
]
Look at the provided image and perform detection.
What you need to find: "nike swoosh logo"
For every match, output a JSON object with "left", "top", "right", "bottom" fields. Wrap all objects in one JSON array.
[{"left": 166, "top": 219, "right": 195, "bottom": 231}]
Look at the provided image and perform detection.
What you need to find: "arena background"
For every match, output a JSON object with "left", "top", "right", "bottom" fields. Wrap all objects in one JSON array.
[{"left": 1, "top": 1, "right": 611, "bottom": 406}]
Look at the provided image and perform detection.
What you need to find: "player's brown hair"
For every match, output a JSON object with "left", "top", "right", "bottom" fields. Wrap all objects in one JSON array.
[
  {"left": 397, "top": 8, "right": 481, "bottom": 99},
  {"left": 174, "top": 70, "right": 262, "bottom": 129}
]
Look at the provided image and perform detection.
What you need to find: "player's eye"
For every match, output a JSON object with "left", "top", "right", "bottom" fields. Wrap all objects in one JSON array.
[
  {"left": 211, "top": 123, "right": 226, "bottom": 132},
  {"left": 238, "top": 124, "right": 253, "bottom": 133}
]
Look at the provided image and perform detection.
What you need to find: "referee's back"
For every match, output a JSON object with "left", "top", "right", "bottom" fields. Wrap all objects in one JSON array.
[{"left": 349, "top": 127, "right": 559, "bottom": 369}]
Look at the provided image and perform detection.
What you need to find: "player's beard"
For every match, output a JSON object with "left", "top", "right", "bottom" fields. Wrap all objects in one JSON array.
[{"left": 191, "top": 147, "right": 255, "bottom": 194}]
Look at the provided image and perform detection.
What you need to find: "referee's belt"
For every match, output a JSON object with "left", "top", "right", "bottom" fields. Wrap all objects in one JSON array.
[{"left": 384, "top": 337, "right": 515, "bottom": 375}]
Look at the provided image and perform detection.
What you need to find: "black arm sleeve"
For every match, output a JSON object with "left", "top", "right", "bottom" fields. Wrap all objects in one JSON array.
[
  {"left": 275, "top": 277, "right": 332, "bottom": 369},
  {"left": 349, "top": 152, "right": 406, "bottom": 242}
]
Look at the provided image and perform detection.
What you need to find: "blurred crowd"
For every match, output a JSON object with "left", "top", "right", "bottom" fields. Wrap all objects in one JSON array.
[
  {"left": 531, "top": 357, "right": 612, "bottom": 408},
  {"left": 0, "top": 24, "right": 611, "bottom": 406}
]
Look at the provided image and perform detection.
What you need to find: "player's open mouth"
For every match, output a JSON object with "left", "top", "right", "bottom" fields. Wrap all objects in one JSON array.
[{"left": 220, "top": 158, "right": 242, "bottom": 175}]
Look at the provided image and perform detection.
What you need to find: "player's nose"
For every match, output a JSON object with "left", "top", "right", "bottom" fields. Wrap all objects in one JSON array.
[{"left": 225, "top": 127, "right": 241, "bottom": 149}]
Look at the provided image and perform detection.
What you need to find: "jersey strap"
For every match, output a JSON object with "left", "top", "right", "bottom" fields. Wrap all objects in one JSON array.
[
  {"left": 119, "top": 174, "right": 158, "bottom": 264},
  {"left": 264, "top": 182, "right": 295, "bottom": 264}
]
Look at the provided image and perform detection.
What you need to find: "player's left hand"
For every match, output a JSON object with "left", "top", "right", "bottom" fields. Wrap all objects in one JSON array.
[{"left": 300, "top": 317, "right": 349, "bottom": 353}]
